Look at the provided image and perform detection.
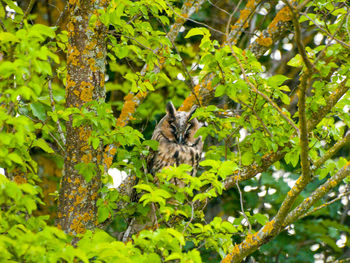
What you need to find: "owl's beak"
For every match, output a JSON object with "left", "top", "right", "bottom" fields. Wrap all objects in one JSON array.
[{"left": 178, "top": 134, "right": 184, "bottom": 144}]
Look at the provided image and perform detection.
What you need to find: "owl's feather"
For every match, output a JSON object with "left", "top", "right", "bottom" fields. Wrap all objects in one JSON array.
[{"left": 147, "top": 102, "right": 203, "bottom": 179}]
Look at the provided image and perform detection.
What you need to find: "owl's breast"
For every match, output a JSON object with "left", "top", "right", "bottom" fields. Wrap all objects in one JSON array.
[{"left": 149, "top": 139, "right": 202, "bottom": 176}]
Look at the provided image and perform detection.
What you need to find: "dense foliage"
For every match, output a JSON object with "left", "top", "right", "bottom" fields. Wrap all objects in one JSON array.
[{"left": 0, "top": 0, "right": 349, "bottom": 262}]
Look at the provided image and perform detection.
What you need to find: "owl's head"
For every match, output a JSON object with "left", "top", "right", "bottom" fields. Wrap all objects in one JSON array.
[{"left": 161, "top": 101, "right": 201, "bottom": 145}]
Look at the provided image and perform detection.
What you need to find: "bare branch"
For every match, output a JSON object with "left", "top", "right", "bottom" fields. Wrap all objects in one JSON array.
[
  {"left": 19, "top": 0, "right": 35, "bottom": 29},
  {"left": 297, "top": 73, "right": 311, "bottom": 182},
  {"left": 299, "top": 190, "right": 350, "bottom": 220},
  {"left": 283, "top": 0, "right": 315, "bottom": 71},
  {"left": 249, "top": 5, "right": 293, "bottom": 59},
  {"left": 223, "top": 160, "right": 350, "bottom": 263},
  {"left": 236, "top": 180, "right": 252, "bottom": 233},
  {"left": 226, "top": 0, "right": 262, "bottom": 44},
  {"left": 284, "top": 160, "right": 350, "bottom": 226},
  {"left": 207, "top": 0, "right": 230, "bottom": 15}
]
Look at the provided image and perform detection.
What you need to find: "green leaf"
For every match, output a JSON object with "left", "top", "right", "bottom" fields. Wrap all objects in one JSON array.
[
  {"left": 33, "top": 138, "right": 54, "bottom": 153},
  {"left": 75, "top": 163, "right": 96, "bottom": 183},
  {"left": 30, "top": 24, "right": 55, "bottom": 39},
  {"left": 200, "top": 159, "right": 220, "bottom": 169},
  {"left": 221, "top": 221, "right": 237, "bottom": 233},
  {"left": 0, "top": 32, "right": 19, "bottom": 43},
  {"left": 167, "top": 228, "right": 185, "bottom": 246},
  {"left": 253, "top": 213, "right": 269, "bottom": 225},
  {"left": 165, "top": 253, "right": 182, "bottom": 261},
  {"left": 142, "top": 140, "right": 159, "bottom": 150},
  {"left": 0, "top": 4, "right": 5, "bottom": 18},
  {"left": 92, "top": 137, "right": 100, "bottom": 150},
  {"left": 8, "top": 152, "right": 23, "bottom": 164},
  {"left": 215, "top": 84, "right": 226, "bottom": 97},
  {"left": 242, "top": 151, "right": 253, "bottom": 166},
  {"left": 97, "top": 205, "right": 110, "bottom": 223},
  {"left": 287, "top": 54, "right": 302, "bottom": 67},
  {"left": 185, "top": 28, "right": 205, "bottom": 38},
  {"left": 134, "top": 184, "right": 153, "bottom": 193},
  {"left": 30, "top": 102, "right": 47, "bottom": 121},
  {"left": 268, "top": 75, "right": 289, "bottom": 87}
]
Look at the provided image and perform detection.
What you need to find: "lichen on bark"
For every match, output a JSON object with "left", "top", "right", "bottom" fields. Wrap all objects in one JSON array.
[{"left": 57, "top": 0, "right": 109, "bottom": 241}]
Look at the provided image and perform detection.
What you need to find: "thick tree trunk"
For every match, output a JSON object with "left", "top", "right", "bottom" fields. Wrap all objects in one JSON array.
[{"left": 57, "top": 0, "right": 108, "bottom": 240}]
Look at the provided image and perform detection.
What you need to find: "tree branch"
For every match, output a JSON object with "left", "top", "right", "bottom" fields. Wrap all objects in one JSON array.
[
  {"left": 313, "top": 132, "right": 350, "bottom": 171},
  {"left": 116, "top": 0, "right": 206, "bottom": 128},
  {"left": 222, "top": 160, "right": 350, "bottom": 263},
  {"left": 223, "top": 78, "right": 349, "bottom": 189},
  {"left": 283, "top": 160, "right": 350, "bottom": 226},
  {"left": 226, "top": 0, "right": 262, "bottom": 45},
  {"left": 299, "top": 190, "right": 350, "bottom": 220}
]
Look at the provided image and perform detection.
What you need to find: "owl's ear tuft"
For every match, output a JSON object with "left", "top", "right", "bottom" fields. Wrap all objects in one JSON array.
[
  {"left": 188, "top": 105, "right": 198, "bottom": 120},
  {"left": 166, "top": 101, "right": 177, "bottom": 118}
]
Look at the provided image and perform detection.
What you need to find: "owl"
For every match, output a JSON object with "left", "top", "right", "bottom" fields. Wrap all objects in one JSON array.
[{"left": 147, "top": 102, "right": 203, "bottom": 183}]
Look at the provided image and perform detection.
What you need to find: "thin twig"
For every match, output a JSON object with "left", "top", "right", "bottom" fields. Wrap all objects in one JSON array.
[
  {"left": 236, "top": 181, "right": 252, "bottom": 233},
  {"left": 296, "top": 0, "right": 313, "bottom": 11},
  {"left": 238, "top": 99, "right": 273, "bottom": 137},
  {"left": 313, "top": 132, "right": 350, "bottom": 171},
  {"left": 299, "top": 190, "right": 350, "bottom": 220},
  {"left": 48, "top": 131, "right": 65, "bottom": 154},
  {"left": 207, "top": 0, "right": 230, "bottom": 15},
  {"left": 48, "top": 79, "right": 66, "bottom": 145},
  {"left": 0, "top": 18, "right": 6, "bottom": 31},
  {"left": 225, "top": 0, "right": 244, "bottom": 38},
  {"left": 300, "top": 12, "right": 350, "bottom": 49},
  {"left": 20, "top": 0, "right": 35, "bottom": 29},
  {"left": 161, "top": 17, "right": 202, "bottom": 106},
  {"left": 182, "top": 201, "right": 195, "bottom": 235},
  {"left": 122, "top": 218, "right": 135, "bottom": 242},
  {"left": 110, "top": 31, "right": 155, "bottom": 51},
  {"left": 230, "top": 45, "right": 300, "bottom": 134},
  {"left": 236, "top": 137, "right": 252, "bottom": 233},
  {"left": 54, "top": 4, "right": 67, "bottom": 27},
  {"left": 313, "top": 8, "right": 349, "bottom": 65}
]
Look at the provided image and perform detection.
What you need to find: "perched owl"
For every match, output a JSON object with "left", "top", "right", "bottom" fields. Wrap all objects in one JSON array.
[{"left": 147, "top": 102, "right": 203, "bottom": 182}]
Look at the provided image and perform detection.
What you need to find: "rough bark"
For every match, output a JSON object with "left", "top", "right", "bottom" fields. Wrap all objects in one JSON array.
[{"left": 57, "top": 0, "right": 109, "bottom": 239}]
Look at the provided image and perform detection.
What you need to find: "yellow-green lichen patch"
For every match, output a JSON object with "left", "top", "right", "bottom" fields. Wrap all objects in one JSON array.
[
  {"left": 256, "top": 36, "right": 273, "bottom": 47},
  {"left": 67, "top": 45, "right": 80, "bottom": 66},
  {"left": 80, "top": 81, "right": 94, "bottom": 102},
  {"left": 268, "top": 6, "right": 292, "bottom": 34},
  {"left": 81, "top": 153, "right": 92, "bottom": 163},
  {"left": 78, "top": 126, "right": 91, "bottom": 141},
  {"left": 71, "top": 217, "right": 85, "bottom": 234}
]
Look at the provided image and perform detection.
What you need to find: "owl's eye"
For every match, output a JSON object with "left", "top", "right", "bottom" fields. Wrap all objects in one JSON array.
[
  {"left": 184, "top": 123, "right": 193, "bottom": 138},
  {"left": 185, "top": 123, "right": 192, "bottom": 133}
]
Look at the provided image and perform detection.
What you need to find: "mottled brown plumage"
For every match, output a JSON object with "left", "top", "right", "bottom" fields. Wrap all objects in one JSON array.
[{"left": 147, "top": 102, "right": 203, "bottom": 182}]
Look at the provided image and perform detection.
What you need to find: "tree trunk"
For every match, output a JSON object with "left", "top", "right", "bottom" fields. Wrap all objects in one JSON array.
[{"left": 57, "top": 0, "right": 109, "bottom": 241}]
